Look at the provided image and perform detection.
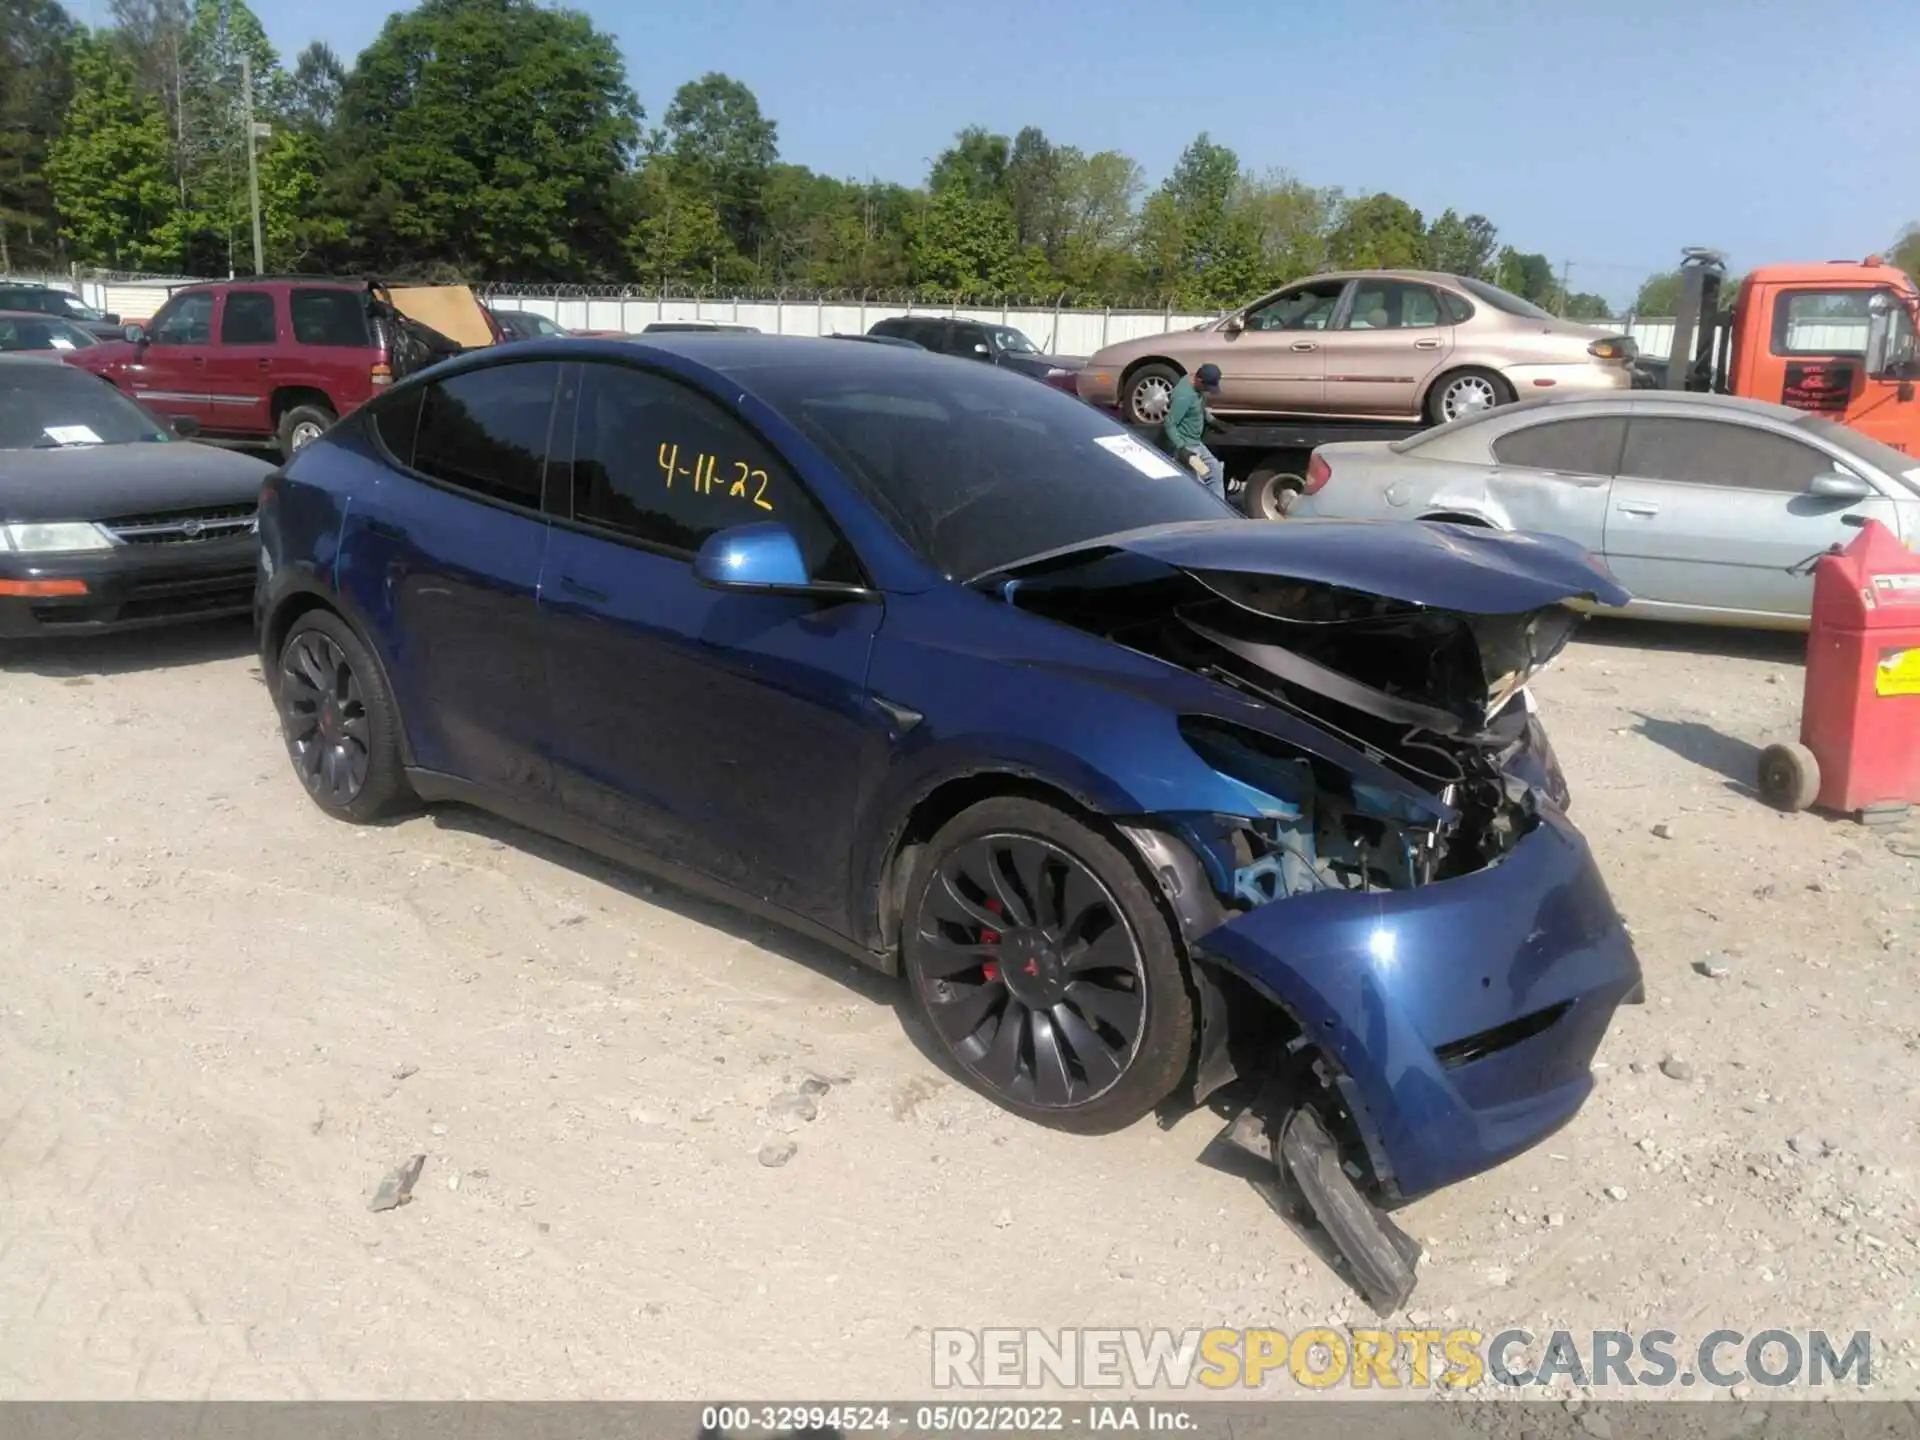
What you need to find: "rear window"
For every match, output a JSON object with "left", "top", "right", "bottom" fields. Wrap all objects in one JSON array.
[
  {"left": 290, "top": 288, "right": 372, "bottom": 348},
  {"left": 1455, "top": 276, "right": 1556, "bottom": 321}
]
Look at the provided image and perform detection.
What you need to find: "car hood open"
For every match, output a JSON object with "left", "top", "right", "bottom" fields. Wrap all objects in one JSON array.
[{"left": 986, "top": 518, "right": 1631, "bottom": 738}]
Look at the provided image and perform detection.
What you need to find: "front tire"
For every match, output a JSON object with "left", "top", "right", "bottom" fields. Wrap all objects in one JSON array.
[
  {"left": 275, "top": 609, "right": 413, "bottom": 823},
  {"left": 1425, "top": 367, "right": 1514, "bottom": 425},
  {"left": 277, "top": 402, "right": 337, "bottom": 462},
  {"left": 1120, "top": 363, "right": 1183, "bottom": 428},
  {"left": 1242, "top": 464, "right": 1304, "bottom": 519},
  {"left": 901, "top": 796, "right": 1193, "bottom": 1134}
]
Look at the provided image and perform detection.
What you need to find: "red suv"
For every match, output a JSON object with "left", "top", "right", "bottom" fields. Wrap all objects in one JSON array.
[{"left": 66, "top": 278, "right": 503, "bottom": 459}]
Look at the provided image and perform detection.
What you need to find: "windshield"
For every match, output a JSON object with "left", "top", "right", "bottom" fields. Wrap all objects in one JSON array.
[
  {"left": 990, "top": 327, "right": 1041, "bottom": 355},
  {"left": 0, "top": 364, "right": 171, "bottom": 449},
  {"left": 0, "top": 316, "right": 96, "bottom": 352},
  {"left": 54, "top": 295, "right": 107, "bottom": 322},
  {"left": 746, "top": 355, "right": 1233, "bottom": 579},
  {"left": 1455, "top": 276, "right": 1558, "bottom": 322}
]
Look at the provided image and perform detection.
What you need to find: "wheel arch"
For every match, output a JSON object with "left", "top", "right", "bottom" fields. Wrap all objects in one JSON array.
[{"left": 270, "top": 385, "right": 338, "bottom": 424}]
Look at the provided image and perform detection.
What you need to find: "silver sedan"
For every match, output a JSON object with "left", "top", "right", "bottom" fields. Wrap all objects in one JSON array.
[{"left": 1287, "top": 390, "right": 1920, "bottom": 629}]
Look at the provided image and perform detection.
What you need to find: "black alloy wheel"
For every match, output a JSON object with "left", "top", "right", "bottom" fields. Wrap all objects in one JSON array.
[
  {"left": 282, "top": 628, "right": 372, "bottom": 805},
  {"left": 275, "top": 609, "right": 412, "bottom": 822},
  {"left": 903, "top": 798, "right": 1192, "bottom": 1133}
]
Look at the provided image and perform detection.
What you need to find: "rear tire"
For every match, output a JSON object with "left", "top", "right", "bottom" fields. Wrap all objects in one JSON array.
[
  {"left": 901, "top": 796, "right": 1193, "bottom": 1134},
  {"left": 1425, "top": 367, "right": 1514, "bottom": 425},
  {"left": 275, "top": 609, "right": 414, "bottom": 823},
  {"left": 1242, "top": 465, "right": 1304, "bottom": 520},
  {"left": 1120, "top": 363, "right": 1183, "bottom": 428},
  {"left": 278, "top": 402, "right": 337, "bottom": 462}
]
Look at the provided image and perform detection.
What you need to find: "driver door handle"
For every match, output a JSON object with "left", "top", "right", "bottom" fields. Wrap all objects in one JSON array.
[
  {"left": 1290, "top": 341, "right": 1318, "bottom": 352},
  {"left": 1617, "top": 501, "right": 1660, "bottom": 516},
  {"left": 1413, "top": 338, "right": 1443, "bottom": 350}
]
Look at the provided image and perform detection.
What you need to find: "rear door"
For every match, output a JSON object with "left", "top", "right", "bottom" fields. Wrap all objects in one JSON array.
[
  {"left": 1604, "top": 413, "right": 1900, "bottom": 618},
  {"left": 1321, "top": 279, "right": 1455, "bottom": 418},
  {"left": 202, "top": 288, "right": 280, "bottom": 436},
  {"left": 336, "top": 358, "right": 567, "bottom": 804},
  {"left": 1480, "top": 414, "right": 1623, "bottom": 555},
  {"left": 126, "top": 290, "right": 218, "bottom": 428},
  {"left": 538, "top": 357, "right": 885, "bottom": 929}
]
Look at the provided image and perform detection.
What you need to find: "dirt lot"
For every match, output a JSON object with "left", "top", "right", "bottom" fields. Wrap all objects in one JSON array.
[{"left": 1, "top": 615, "right": 1916, "bottom": 1402}]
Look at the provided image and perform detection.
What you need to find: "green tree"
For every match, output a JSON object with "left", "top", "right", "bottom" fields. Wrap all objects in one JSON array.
[
  {"left": 1497, "top": 247, "right": 1558, "bottom": 305},
  {"left": 1563, "top": 292, "right": 1613, "bottom": 321},
  {"left": 1005, "top": 125, "right": 1064, "bottom": 255},
  {"left": 622, "top": 155, "right": 750, "bottom": 287},
  {"left": 1239, "top": 170, "right": 1338, "bottom": 286},
  {"left": 1328, "top": 193, "right": 1426, "bottom": 270},
  {"left": 1141, "top": 133, "right": 1263, "bottom": 306},
  {"left": 331, "top": 0, "right": 640, "bottom": 278},
  {"left": 0, "top": 0, "right": 79, "bottom": 270},
  {"left": 45, "top": 33, "right": 184, "bottom": 268},
  {"left": 1887, "top": 223, "right": 1920, "bottom": 282},
  {"left": 176, "top": 0, "right": 285, "bottom": 272},
  {"left": 928, "top": 125, "right": 1009, "bottom": 204},
  {"left": 286, "top": 40, "right": 344, "bottom": 133},
  {"left": 258, "top": 125, "right": 343, "bottom": 268},
  {"left": 1423, "top": 209, "right": 1497, "bottom": 279},
  {"left": 1052, "top": 148, "right": 1140, "bottom": 294},
  {"left": 660, "top": 72, "right": 776, "bottom": 263},
  {"left": 910, "top": 184, "right": 1018, "bottom": 295}
]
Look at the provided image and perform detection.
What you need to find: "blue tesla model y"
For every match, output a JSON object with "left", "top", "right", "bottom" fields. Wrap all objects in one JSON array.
[{"left": 254, "top": 335, "right": 1642, "bottom": 1307}]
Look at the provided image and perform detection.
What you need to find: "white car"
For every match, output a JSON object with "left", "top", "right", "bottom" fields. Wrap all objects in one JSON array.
[{"left": 1286, "top": 390, "right": 1920, "bottom": 629}]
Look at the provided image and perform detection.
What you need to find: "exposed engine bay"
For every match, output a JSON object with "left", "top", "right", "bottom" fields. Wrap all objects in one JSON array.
[{"left": 986, "top": 545, "right": 1585, "bottom": 912}]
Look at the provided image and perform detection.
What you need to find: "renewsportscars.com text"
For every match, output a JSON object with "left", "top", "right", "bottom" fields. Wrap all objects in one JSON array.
[{"left": 930, "top": 1327, "right": 1873, "bottom": 1391}]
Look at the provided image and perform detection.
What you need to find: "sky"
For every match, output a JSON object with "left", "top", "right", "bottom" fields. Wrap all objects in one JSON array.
[{"left": 80, "top": 0, "right": 1920, "bottom": 306}]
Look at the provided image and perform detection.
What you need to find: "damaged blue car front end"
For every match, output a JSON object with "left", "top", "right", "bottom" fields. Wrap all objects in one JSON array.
[{"left": 975, "top": 519, "right": 1644, "bottom": 1247}]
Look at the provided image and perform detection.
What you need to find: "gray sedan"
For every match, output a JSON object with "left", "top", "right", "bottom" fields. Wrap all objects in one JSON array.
[{"left": 1287, "top": 390, "right": 1920, "bottom": 629}]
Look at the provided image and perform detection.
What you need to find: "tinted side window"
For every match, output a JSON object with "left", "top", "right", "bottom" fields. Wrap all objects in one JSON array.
[
  {"left": 1620, "top": 417, "right": 1837, "bottom": 493},
  {"left": 410, "top": 362, "right": 562, "bottom": 509},
  {"left": 220, "top": 291, "right": 277, "bottom": 344},
  {"left": 570, "top": 362, "right": 858, "bottom": 582},
  {"left": 1438, "top": 290, "right": 1475, "bottom": 324},
  {"left": 290, "top": 289, "right": 372, "bottom": 347},
  {"left": 371, "top": 388, "right": 424, "bottom": 467},
  {"left": 1491, "top": 417, "right": 1626, "bottom": 476},
  {"left": 1343, "top": 281, "right": 1443, "bottom": 330},
  {"left": 151, "top": 293, "right": 213, "bottom": 345}
]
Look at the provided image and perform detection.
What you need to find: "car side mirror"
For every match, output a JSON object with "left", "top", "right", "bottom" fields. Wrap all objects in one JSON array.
[
  {"left": 1222, "top": 314, "right": 1246, "bottom": 335},
  {"left": 691, "top": 521, "right": 874, "bottom": 603},
  {"left": 1866, "top": 304, "right": 1893, "bottom": 378},
  {"left": 121, "top": 323, "right": 146, "bottom": 345},
  {"left": 1807, "top": 470, "right": 1873, "bottom": 501},
  {"left": 170, "top": 415, "right": 200, "bottom": 438},
  {"left": 971, "top": 342, "right": 992, "bottom": 358}
]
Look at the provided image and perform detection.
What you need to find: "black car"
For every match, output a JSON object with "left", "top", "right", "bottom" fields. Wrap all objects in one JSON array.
[
  {"left": 0, "top": 283, "right": 124, "bottom": 341},
  {"left": 866, "top": 315, "right": 1082, "bottom": 392},
  {"left": 0, "top": 359, "right": 271, "bottom": 638},
  {"left": 488, "top": 308, "right": 570, "bottom": 342}
]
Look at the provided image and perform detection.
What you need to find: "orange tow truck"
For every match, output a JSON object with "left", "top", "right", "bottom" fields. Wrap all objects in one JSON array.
[{"left": 1651, "top": 247, "right": 1920, "bottom": 453}]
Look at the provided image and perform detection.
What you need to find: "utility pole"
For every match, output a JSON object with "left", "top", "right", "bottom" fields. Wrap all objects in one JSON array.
[
  {"left": 241, "top": 53, "right": 265, "bottom": 275},
  {"left": 1557, "top": 258, "right": 1571, "bottom": 316}
]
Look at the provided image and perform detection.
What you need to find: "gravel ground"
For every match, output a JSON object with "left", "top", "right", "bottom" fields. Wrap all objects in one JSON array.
[{"left": 0, "top": 614, "right": 1915, "bottom": 1402}]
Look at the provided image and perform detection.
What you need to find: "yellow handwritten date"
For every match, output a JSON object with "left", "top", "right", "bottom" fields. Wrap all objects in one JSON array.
[{"left": 657, "top": 443, "right": 774, "bottom": 512}]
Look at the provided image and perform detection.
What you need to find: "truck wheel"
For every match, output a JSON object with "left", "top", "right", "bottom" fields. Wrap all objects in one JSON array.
[
  {"left": 1426, "top": 367, "right": 1514, "bottom": 425},
  {"left": 1120, "top": 363, "right": 1182, "bottom": 427},
  {"left": 1757, "top": 742, "right": 1820, "bottom": 813},
  {"left": 1242, "top": 464, "right": 1305, "bottom": 520},
  {"left": 278, "top": 403, "right": 337, "bottom": 461}
]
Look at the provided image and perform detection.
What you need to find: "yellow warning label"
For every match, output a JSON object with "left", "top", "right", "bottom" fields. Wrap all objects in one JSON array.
[{"left": 1876, "top": 648, "right": 1920, "bottom": 696}]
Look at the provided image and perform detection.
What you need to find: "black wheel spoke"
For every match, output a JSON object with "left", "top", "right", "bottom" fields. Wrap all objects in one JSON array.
[
  {"left": 1054, "top": 864, "right": 1105, "bottom": 938},
  {"left": 1029, "top": 1010, "right": 1073, "bottom": 1106},
  {"left": 320, "top": 744, "right": 349, "bottom": 798},
  {"left": 1051, "top": 1001, "right": 1123, "bottom": 1090},
  {"left": 915, "top": 930, "right": 997, "bottom": 980},
  {"left": 930, "top": 869, "right": 1002, "bottom": 932},
  {"left": 982, "top": 842, "right": 1036, "bottom": 929},
  {"left": 340, "top": 709, "right": 371, "bottom": 744},
  {"left": 1067, "top": 979, "right": 1142, "bottom": 1039},
  {"left": 280, "top": 626, "right": 372, "bottom": 808},
  {"left": 1066, "top": 923, "right": 1135, "bottom": 974},
  {"left": 977, "top": 1001, "right": 1028, "bottom": 1091},
  {"left": 927, "top": 979, "right": 1004, "bottom": 1045},
  {"left": 294, "top": 637, "right": 329, "bottom": 692}
]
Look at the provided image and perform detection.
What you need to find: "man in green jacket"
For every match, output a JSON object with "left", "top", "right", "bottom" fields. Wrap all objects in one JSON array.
[{"left": 1164, "top": 362, "right": 1225, "bottom": 498}]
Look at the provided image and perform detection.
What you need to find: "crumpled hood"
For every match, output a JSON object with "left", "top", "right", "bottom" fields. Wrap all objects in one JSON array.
[{"left": 987, "top": 518, "right": 1631, "bottom": 737}]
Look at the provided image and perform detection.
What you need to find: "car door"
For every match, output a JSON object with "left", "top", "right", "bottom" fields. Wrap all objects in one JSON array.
[
  {"left": 1217, "top": 278, "right": 1348, "bottom": 414},
  {"left": 1604, "top": 413, "right": 1901, "bottom": 618},
  {"left": 125, "top": 291, "right": 218, "bottom": 428},
  {"left": 538, "top": 357, "right": 887, "bottom": 932},
  {"left": 336, "top": 358, "right": 566, "bottom": 805},
  {"left": 1479, "top": 414, "right": 1624, "bottom": 555},
  {"left": 201, "top": 288, "right": 280, "bottom": 435},
  {"left": 1321, "top": 280, "right": 1456, "bottom": 418}
]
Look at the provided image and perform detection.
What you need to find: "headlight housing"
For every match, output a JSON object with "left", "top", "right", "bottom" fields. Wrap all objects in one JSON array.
[{"left": 0, "top": 521, "right": 118, "bottom": 554}]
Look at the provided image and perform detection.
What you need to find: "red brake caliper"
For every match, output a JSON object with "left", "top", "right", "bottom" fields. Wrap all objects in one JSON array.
[{"left": 980, "top": 897, "right": 1002, "bottom": 982}]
